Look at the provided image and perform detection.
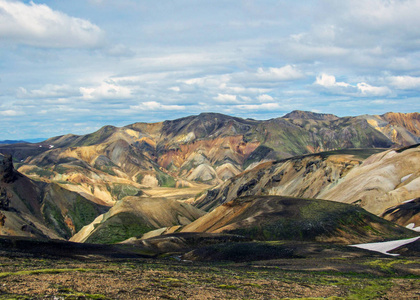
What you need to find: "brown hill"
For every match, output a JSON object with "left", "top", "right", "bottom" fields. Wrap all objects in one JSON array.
[
  {"left": 381, "top": 198, "right": 420, "bottom": 230},
  {"left": 360, "top": 112, "right": 420, "bottom": 146},
  {"left": 181, "top": 196, "right": 414, "bottom": 244},
  {"left": 70, "top": 196, "right": 205, "bottom": 244}
]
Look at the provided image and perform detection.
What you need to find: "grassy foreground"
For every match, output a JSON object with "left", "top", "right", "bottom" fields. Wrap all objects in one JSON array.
[{"left": 0, "top": 254, "right": 418, "bottom": 299}]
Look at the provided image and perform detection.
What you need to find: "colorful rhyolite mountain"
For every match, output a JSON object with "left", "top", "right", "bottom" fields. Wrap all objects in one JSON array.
[{"left": 0, "top": 111, "right": 419, "bottom": 245}]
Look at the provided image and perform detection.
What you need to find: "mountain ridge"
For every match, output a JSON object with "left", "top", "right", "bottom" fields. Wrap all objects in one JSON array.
[
  {"left": 0, "top": 111, "right": 417, "bottom": 205},
  {"left": 0, "top": 110, "right": 419, "bottom": 245}
]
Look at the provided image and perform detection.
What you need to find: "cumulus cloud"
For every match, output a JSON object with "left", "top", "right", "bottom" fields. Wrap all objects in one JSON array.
[
  {"left": 80, "top": 82, "right": 132, "bottom": 100},
  {"left": 356, "top": 82, "right": 391, "bottom": 97},
  {"left": 315, "top": 74, "right": 350, "bottom": 88},
  {"left": 314, "top": 73, "right": 355, "bottom": 95},
  {"left": 0, "top": 0, "right": 104, "bottom": 48},
  {"left": 389, "top": 76, "right": 420, "bottom": 90},
  {"left": 314, "top": 73, "right": 391, "bottom": 97},
  {"left": 181, "top": 65, "right": 302, "bottom": 100}
]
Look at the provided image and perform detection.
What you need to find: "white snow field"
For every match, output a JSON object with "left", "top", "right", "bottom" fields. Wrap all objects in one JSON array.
[{"left": 350, "top": 236, "right": 420, "bottom": 256}]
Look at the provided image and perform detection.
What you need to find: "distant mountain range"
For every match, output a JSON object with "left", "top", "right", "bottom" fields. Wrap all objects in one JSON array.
[{"left": 0, "top": 138, "right": 46, "bottom": 144}]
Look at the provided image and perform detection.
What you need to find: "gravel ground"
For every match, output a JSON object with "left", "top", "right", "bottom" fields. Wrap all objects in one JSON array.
[{"left": 0, "top": 255, "right": 419, "bottom": 299}]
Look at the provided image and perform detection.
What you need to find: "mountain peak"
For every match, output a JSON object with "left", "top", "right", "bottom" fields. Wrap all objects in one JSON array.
[{"left": 282, "top": 110, "right": 339, "bottom": 121}]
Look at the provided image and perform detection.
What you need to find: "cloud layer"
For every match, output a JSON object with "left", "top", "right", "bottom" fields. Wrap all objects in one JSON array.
[
  {"left": 0, "top": 0, "right": 103, "bottom": 47},
  {"left": 0, "top": 0, "right": 419, "bottom": 139}
]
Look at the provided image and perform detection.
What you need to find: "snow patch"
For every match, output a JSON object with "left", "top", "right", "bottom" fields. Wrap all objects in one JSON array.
[
  {"left": 401, "top": 173, "right": 413, "bottom": 183},
  {"left": 406, "top": 223, "right": 420, "bottom": 232},
  {"left": 403, "top": 198, "right": 415, "bottom": 204},
  {"left": 350, "top": 236, "right": 420, "bottom": 256}
]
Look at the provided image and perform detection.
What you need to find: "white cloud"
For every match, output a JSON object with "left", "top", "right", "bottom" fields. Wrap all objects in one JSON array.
[
  {"left": 213, "top": 93, "right": 240, "bottom": 104},
  {"left": 233, "top": 65, "right": 304, "bottom": 86},
  {"left": 315, "top": 74, "right": 350, "bottom": 88},
  {"left": 314, "top": 73, "right": 391, "bottom": 97},
  {"left": 389, "top": 76, "right": 420, "bottom": 90},
  {"left": 235, "top": 103, "right": 282, "bottom": 111},
  {"left": 356, "top": 82, "right": 391, "bottom": 97},
  {"left": 257, "top": 94, "right": 274, "bottom": 102},
  {"left": 0, "top": 0, "right": 104, "bottom": 48},
  {"left": 169, "top": 86, "right": 180, "bottom": 92},
  {"left": 0, "top": 110, "right": 24, "bottom": 116},
  {"left": 80, "top": 82, "right": 132, "bottom": 100},
  {"left": 129, "top": 101, "right": 185, "bottom": 111}
]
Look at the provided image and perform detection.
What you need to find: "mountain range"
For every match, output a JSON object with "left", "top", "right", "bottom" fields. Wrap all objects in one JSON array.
[{"left": 0, "top": 110, "right": 419, "bottom": 259}]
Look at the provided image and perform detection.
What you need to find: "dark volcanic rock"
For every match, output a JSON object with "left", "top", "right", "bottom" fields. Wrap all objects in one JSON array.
[{"left": 0, "top": 154, "right": 18, "bottom": 183}]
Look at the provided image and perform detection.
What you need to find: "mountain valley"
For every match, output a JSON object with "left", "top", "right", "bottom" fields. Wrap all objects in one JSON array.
[{"left": 0, "top": 110, "right": 419, "bottom": 299}]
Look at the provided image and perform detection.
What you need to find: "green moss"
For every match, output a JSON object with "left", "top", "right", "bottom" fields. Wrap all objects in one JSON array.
[
  {"left": 154, "top": 168, "right": 176, "bottom": 187},
  {"left": 68, "top": 196, "right": 105, "bottom": 232},
  {"left": 0, "top": 268, "right": 93, "bottom": 278},
  {"left": 135, "top": 173, "right": 144, "bottom": 184},
  {"left": 217, "top": 284, "right": 238, "bottom": 289},
  {"left": 110, "top": 184, "right": 142, "bottom": 200},
  {"left": 76, "top": 125, "right": 116, "bottom": 147},
  {"left": 42, "top": 201, "right": 72, "bottom": 238},
  {"left": 93, "top": 157, "right": 118, "bottom": 176},
  {"left": 228, "top": 198, "right": 414, "bottom": 242},
  {"left": 53, "top": 165, "right": 68, "bottom": 174},
  {"left": 27, "top": 167, "right": 54, "bottom": 178},
  {"left": 100, "top": 166, "right": 117, "bottom": 176},
  {"left": 347, "top": 279, "right": 392, "bottom": 299},
  {"left": 363, "top": 259, "right": 418, "bottom": 273},
  {"left": 85, "top": 212, "right": 153, "bottom": 244}
]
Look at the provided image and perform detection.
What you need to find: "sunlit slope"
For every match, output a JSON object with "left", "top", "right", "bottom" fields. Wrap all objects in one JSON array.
[
  {"left": 361, "top": 112, "right": 420, "bottom": 146},
  {"left": 70, "top": 196, "right": 205, "bottom": 244},
  {"left": 1, "top": 111, "right": 416, "bottom": 200},
  {"left": 320, "top": 144, "right": 420, "bottom": 214},
  {"left": 195, "top": 146, "right": 420, "bottom": 217},
  {"left": 0, "top": 154, "right": 108, "bottom": 240},
  {"left": 182, "top": 196, "right": 414, "bottom": 244}
]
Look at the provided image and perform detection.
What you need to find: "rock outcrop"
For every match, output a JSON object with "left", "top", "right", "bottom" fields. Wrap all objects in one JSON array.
[{"left": 0, "top": 154, "right": 18, "bottom": 183}]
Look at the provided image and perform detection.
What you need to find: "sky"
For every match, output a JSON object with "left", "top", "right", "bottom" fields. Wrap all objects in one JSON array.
[{"left": 0, "top": 0, "right": 420, "bottom": 140}]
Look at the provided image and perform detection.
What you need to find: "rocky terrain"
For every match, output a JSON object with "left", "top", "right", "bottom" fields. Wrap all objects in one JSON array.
[
  {"left": 0, "top": 250, "right": 418, "bottom": 299},
  {"left": 0, "top": 154, "right": 110, "bottom": 240},
  {"left": 0, "top": 111, "right": 418, "bottom": 204},
  {"left": 0, "top": 111, "right": 419, "bottom": 299},
  {"left": 0, "top": 111, "right": 419, "bottom": 245},
  {"left": 196, "top": 145, "right": 420, "bottom": 219}
]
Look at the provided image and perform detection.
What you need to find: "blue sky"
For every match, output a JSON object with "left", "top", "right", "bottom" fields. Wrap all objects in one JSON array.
[{"left": 1, "top": 0, "right": 420, "bottom": 139}]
